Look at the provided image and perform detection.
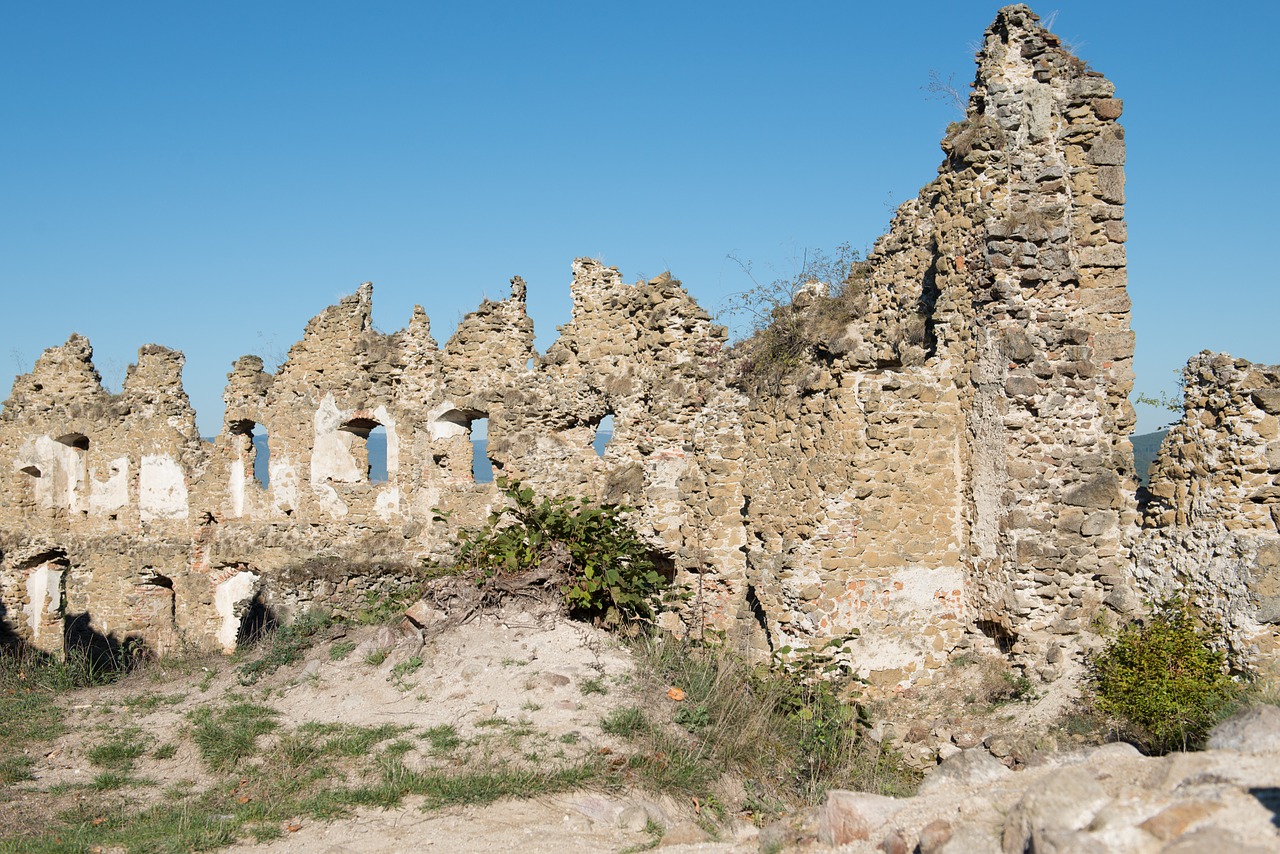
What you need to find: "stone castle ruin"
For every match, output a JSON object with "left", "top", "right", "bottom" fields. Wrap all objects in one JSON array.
[{"left": 3, "top": 6, "right": 1278, "bottom": 689}]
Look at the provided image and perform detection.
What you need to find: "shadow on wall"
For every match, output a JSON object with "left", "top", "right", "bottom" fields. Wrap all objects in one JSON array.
[
  {"left": 236, "top": 594, "right": 278, "bottom": 647},
  {"left": 64, "top": 612, "right": 148, "bottom": 673},
  {"left": 0, "top": 601, "right": 21, "bottom": 651}
]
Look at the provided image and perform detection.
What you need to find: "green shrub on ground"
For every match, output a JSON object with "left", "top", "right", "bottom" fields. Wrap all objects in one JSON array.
[
  {"left": 450, "top": 477, "right": 670, "bottom": 627},
  {"left": 1089, "top": 599, "right": 1243, "bottom": 754}
]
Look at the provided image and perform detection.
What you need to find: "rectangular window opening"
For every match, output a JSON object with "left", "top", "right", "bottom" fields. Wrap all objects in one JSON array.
[{"left": 471, "top": 417, "right": 493, "bottom": 483}]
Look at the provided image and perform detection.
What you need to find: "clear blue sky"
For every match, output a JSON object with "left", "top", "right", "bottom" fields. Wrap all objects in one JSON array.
[{"left": 2, "top": 2, "right": 1274, "bottom": 437}]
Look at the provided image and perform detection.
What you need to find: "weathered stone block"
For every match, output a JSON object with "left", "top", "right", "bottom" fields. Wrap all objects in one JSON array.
[{"left": 1064, "top": 471, "right": 1120, "bottom": 509}]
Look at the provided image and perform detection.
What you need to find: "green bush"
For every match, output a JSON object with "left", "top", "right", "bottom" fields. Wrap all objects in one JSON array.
[
  {"left": 452, "top": 478, "right": 669, "bottom": 627},
  {"left": 1089, "top": 600, "right": 1242, "bottom": 754}
]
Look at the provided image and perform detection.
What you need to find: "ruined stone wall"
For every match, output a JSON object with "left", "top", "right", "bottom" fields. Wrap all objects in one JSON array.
[
  {"left": 1135, "top": 353, "right": 1280, "bottom": 662},
  {"left": 0, "top": 261, "right": 739, "bottom": 656},
  {"left": 729, "top": 5, "right": 1137, "bottom": 686},
  {"left": 0, "top": 6, "right": 1174, "bottom": 691}
]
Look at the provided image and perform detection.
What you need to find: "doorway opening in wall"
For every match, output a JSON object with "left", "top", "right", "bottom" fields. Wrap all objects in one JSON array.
[
  {"left": 236, "top": 593, "right": 277, "bottom": 646},
  {"left": 593, "top": 413, "right": 614, "bottom": 458},
  {"left": 471, "top": 417, "right": 493, "bottom": 483},
  {"left": 339, "top": 418, "right": 386, "bottom": 484}
]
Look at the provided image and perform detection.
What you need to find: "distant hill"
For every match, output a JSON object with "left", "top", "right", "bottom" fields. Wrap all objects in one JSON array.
[{"left": 1132, "top": 430, "right": 1168, "bottom": 486}]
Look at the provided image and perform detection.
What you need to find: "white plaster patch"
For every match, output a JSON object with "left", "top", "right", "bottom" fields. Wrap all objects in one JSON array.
[
  {"left": 312, "top": 394, "right": 363, "bottom": 485},
  {"left": 428, "top": 402, "right": 471, "bottom": 440},
  {"left": 23, "top": 565, "right": 63, "bottom": 650},
  {"left": 314, "top": 482, "right": 348, "bottom": 517},
  {"left": 90, "top": 456, "right": 129, "bottom": 515},
  {"left": 17, "top": 436, "right": 88, "bottom": 513},
  {"left": 374, "top": 486, "right": 401, "bottom": 521},
  {"left": 270, "top": 457, "right": 299, "bottom": 515},
  {"left": 215, "top": 570, "right": 260, "bottom": 653},
  {"left": 139, "top": 454, "right": 189, "bottom": 521}
]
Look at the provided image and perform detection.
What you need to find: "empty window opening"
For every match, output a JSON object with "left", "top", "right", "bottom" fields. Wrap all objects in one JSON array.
[
  {"left": 339, "top": 418, "right": 387, "bottom": 484},
  {"left": 367, "top": 424, "right": 388, "bottom": 483},
  {"left": 229, "top": 420, "right": 271, "bottom": 489},
  {"left": 19, "top": 464, "right": 41, "bottom": 477},
  {"left": 471, "top": 417, "right": 493, "bottom": 483},
  {"left": 251, "top": 427, "right": 270, "bottom": 489},
  {"left": 593, "top": 413, "right": 615, "bottom": 458},
  {"left": 976, "top": 618, "right": 1016, "bottom": 654}
]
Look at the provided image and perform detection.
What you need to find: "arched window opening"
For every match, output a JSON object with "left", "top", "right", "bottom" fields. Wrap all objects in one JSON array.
[
  {"left": 339, "top": 418, "right": 386, "bottom": 484},
  {"left": 593, "top": 413, "right": 615, "bottom": 458},
  {"left": 471, "top": 417, "right": 493, "bottom": 483}
]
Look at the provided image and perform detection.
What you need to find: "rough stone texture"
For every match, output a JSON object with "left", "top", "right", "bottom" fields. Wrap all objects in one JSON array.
[
  {"left": 1205, "top": 700, "right": 1280, "bottom": 753},
  {"left": 1135, "top": 352, "right": 1280, "bottom": 663},
  {"left": 819, "top": 790, "right": 904, "bottom": 846},
  {"left": 731, "top": 2, "right": 1138, "bottom": 679},
  {"left": 0, "top": 4, "right": 1254, "bottom": 693}
]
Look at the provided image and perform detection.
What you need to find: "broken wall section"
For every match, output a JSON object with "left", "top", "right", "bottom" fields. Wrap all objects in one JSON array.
[
  {"left": 1136, "top": 352, "right": 1280, "bottom": 662},
  {"left": 725, "top": 4, "right": 1138, "bottom": 686}
]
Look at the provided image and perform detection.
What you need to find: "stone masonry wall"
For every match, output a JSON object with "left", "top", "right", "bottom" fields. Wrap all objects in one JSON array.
[
  {"left": 3, "top": 6, "right": 1232, "bottom": 694},
  {"left": 731, "top": 5, "right": 1137, "bottom": 686},
  {"left": 1135, "top": 353, "right": 1280, "bottom": 664}
]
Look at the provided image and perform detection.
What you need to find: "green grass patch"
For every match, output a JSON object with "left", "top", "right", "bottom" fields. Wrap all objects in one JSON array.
[
  {"left": 189, "top": 701, "right": 280, "bottom": 771},
  {"left": 0, "top": 645, "right": 126, "bottom": 786},
  {"left": 613, "top": 633, "right": 921, "bottom": 815},
  {"left": 421, "top": 724, "right": 462, "bottom": 752},
  {"left": 329, "top": 640, "right": 357, "bottom": 661},
  {"left": 236, "top": 610, "right": 333, "bottom": 685},
  {"left": 122, "top": 691, "right": 186, "bottom": 712},
  {"left": 601, "top": 706, "right": 649, "bottom": 737},
  {"left": 87, "top": 726, "right": 150, "bottom": 771}
]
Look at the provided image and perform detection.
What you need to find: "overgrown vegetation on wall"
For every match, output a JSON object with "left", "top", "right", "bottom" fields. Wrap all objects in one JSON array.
[
  {"left": 609, "top": 633, "right": 920, "bottom": 818},
  {"left": 722, "top": 243, "right": 873, "bottom": 396},
  {"left": 448, "top": 478, "right": 670, "bottom": 627}
]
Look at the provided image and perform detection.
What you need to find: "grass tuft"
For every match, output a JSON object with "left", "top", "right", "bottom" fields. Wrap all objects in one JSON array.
[{"left": 189, "top": 701, "right": 280, "bottom": 771}]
